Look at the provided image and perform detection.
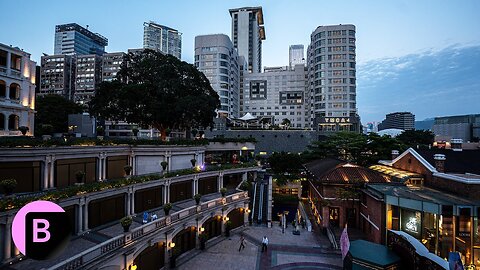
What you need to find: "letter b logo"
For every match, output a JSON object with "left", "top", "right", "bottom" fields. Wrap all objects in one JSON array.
[{"left": 12, "top": 201, "right": 71, "bottom": 260}]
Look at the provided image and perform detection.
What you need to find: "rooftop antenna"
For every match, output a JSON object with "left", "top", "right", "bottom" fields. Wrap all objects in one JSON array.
[{"left": 86, "top": 24, "right": 89, "bottom": 30}]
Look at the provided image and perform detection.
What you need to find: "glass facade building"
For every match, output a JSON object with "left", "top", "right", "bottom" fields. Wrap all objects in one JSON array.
[
  {"left": 54, "top": 23, "right": 108, "bottom": 56},
  {"left": 143, "top": 22, "right": 182, "bottom": 59}
]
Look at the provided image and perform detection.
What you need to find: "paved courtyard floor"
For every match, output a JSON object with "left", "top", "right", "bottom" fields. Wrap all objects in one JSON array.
[{"left": 178, "top": 223, "right": 342, "bottom": 270}]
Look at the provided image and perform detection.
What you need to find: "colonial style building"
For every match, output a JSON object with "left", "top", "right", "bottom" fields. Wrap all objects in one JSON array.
[{"left": 0, "top": 43, "right": 36, "bottom": 136}]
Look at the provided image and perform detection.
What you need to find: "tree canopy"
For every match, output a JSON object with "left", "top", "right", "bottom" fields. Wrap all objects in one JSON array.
[
  {"left": 396, "top": 130, "right": 434, "bottom": 148},
  {"left": 304, "top": 132, "right": 405, "bottom": 166},
  {"left": 268, "top": 152, "right": 303, "bottom": 174},
  {"left": 35, "top": 94, "right": 84, "bottom": 136},
  {"left": 89, "top": 49, "right": 220, "bottom": 139}
]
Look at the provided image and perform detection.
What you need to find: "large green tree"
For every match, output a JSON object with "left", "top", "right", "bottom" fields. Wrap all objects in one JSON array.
[
  {"left": 268, "top": 152, "right": 303, "bottom": 174},
  {"left": 396, "top": 130, "right": 434, "bottom": 148},
  {"left": 89, "top": 50, "right": 220, "bottom": 139},
  {"left": 305, "top": 132, "right": 406, "bottom": 166},
  {"left": 35, "top": 94, "right": 84, "bottom": 136}
]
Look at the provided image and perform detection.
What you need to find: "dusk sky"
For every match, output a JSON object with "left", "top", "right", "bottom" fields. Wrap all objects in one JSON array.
[{"left": 1, "top": 0, "right": 479, "bottom": 123}]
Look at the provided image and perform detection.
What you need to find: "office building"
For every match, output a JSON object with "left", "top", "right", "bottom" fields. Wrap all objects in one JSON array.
[
  {"left": 102, "top": 52, "right": 125, "bottom": 82},
  {"left": 54, "top": 23, "right": 108, "bottom": 56},
  {"left": 229, "top": 7, "right": 265, "bottom": 73},
  {"left": 194, "top": 34, "right": 241, "bottom": 118},
  {"left": 143, "top": 21, "right": 182, "bottom": 59},
  {"left": 0, "top": 43, "right": 36, "bottom": 136},
  {"left": 378, "top": 112, "right": 415, "bottom": 131},
  {"left": 242, "top": 64, "right": 309, "bottom": 128},
  {"left": 39, "top": 54, "right": 76, "bottom": 100},
  {"left": 432, "top": 114, "right": 480, "bottom": 142},
  {"left": 74, "top": 54, "right": 102, "bottom": 104},
  {"left": 289, "top": 45, "right": 305, "bottom": 68},
  {"left": 307, "top": 24, "right": 359, "bottom": 133}
]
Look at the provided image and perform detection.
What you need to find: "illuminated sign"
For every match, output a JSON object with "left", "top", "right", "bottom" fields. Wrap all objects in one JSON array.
[
  {"left": 405, "top": 217, "right": 418, "bottom": 233},
  {"left": 318, "top": 117, "right": 357, "bottom": 125}
]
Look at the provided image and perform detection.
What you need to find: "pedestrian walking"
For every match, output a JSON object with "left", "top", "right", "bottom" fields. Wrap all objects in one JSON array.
[
  {"left": 261, "top": 236, "right": 269, "bottom": 252},
  {"left": 238, "top": 235, "right": 246, "bottom": 252}
]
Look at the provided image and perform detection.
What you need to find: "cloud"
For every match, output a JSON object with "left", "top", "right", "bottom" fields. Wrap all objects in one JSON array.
[{"left": 357, "top": 44, "right": 480, "bottom": 123}]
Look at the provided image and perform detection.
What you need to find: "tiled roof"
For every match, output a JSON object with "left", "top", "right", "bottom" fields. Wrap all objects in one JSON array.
[
  {"left": 416, "top": 149, "right": 480, "bottom": 174},
  {"left": 304, "top": 158, "right": 389, "bottom": 184}
]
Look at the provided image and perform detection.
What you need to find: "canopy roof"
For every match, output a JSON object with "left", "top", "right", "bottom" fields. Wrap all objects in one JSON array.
[{"left": 238, "top": 113, "right": 257, "bottom": 121}]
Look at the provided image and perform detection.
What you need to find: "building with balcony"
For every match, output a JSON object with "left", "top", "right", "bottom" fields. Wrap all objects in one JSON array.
[
  {"left": 0, "top": 143, "right": 258, "bottom": 269},
  {"left": 38, "top": 54, "right": 76, "bottom": 100},
  {"left": 194, "top": 34, "right": 242, "bottom": 118},
  {"left": 0, "top": 43, "right": 36, "bottom": 136},
  {"left": 307, "top": 24, "right": 360, "bottom": 133},
  {"left": 143, "top": 21, "right": 182, "bottom": 59},
  {"left": 54, "top": 23, "right": 108, "bottom": 56},
  {"left": 229, "top": 7, "right": 265, "bottom": 73}
]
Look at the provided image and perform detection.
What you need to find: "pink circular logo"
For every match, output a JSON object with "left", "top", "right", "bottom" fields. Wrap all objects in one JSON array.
[{"left": 12, "top": 200, "right": 70, "bottom": 260}]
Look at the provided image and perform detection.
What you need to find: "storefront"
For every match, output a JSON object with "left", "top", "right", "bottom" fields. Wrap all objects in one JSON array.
[{"left": 367, "top": 184, "right": 480, "bottom": 268}]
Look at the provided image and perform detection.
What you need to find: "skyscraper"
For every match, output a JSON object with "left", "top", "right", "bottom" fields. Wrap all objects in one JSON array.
[
  {"left": 143, "top": 21, "right": 182, "bottom": 59},
  {"left": 39, "top": 54, "right": 76, "bottom": 100},
  {"left": 229, "top": 7, "right": 265, "bottom": 73},
  {"left": 307, "top": 24, "right": 359, "bottom": 133},
  {"left": 54, "top": 23, "right": 108, "bottom": 56},
  {"left": 194, "top": 34, "right": 241, "bottom": 118},
  {"left": 74, "top": 54, "right": 102, "bottom": 104},
  {"left": 289, "top": 45, "right": 305, "bottom": 68}
]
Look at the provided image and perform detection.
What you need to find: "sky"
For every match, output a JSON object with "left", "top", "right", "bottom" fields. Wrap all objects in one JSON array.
[{"left": 1, "top": 0, "right": 479, "bottom": 123}]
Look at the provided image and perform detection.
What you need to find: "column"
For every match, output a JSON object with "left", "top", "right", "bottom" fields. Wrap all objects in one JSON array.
[
  {"left": 6, "top": 52, "right": 11, "bottom": 75},
  {"left": 218, "top": 173, "right": 224, "bottom": 191},
  {"left": 83, "top": 200, "right": 89, "bottom": 231},
  {"left": 4, "top": 217, "right": 12, "bottom": 261},
  {"left": 193, "top": 178, "right": 198, "bottom": 196},
  {"left": 42, "top": 160, "right": 49, "bottom": 190},
  {"left": 130, "top": 191, "right": 135, "bottom": 215},
  {"left": 163, "top": 185, "right": 168, "bottom": 205},
  {"left": 3, "top": 113, "right": 9, "bottom": 130},
  {"left": 130, "top": 153, "right": 136, "bottom": 176},
  {"left": 49, "top": 156, "right": 55, "bottom": 188},
  {"left": 126, "top": 190, "right": 131, "bottom": 216},
  {"left": 77, "top": 204, "right": 83, "bottom": 234},
  {"left": 164, "top": 234, "right": 172, "bottom": 269},
  {"left": 166, "top": 184, "right": 170, "bottom": 204},
  {"left": 102, "top": 155, "right": 107, "bottom": 180},
  {"left": 97, "top": 155, "right": 102, "bottom": 181}
]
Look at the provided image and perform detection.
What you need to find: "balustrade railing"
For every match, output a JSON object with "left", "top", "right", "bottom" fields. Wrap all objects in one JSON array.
[{"left": 48, "top": 191, "right": 248, "bottom": 270}]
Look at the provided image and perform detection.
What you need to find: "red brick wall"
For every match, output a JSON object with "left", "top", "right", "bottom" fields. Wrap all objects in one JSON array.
[
  {"left": 393, "top": 152, "right": 433, "bottom": 185},
  {"left": 431, "top": 176, "right": 480, "bottom": 199},
  {"left": 360, "top": 193, "right": 385, "bottom": 244}
]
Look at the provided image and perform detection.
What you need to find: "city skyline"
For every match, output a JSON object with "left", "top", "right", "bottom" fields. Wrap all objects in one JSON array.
[{"left": 1, "top": 0, "right": 479, "bottom": 124}]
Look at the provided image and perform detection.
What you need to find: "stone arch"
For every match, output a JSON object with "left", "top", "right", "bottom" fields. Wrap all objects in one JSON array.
[
  {"left": 171, "top": 226, "right": 197, "bottom": 257},
  {"left": 132, "top": 241, "right": 165, "bottom": 270},
  {"left": 198, "top": 210, "right": 223, "bottom": 226},
  {"left": 199, "top": 215, "right": 223, "bottom": 241},
  {"left": 8, "top": 114, "right": 19, "bottom": 130},
  {"left": 9, "top": 83, "right": 20, "bottom": 100},
  {"left": 0, "top": 80, "right": 6, "bottom": 97},
  {"left": 170, "top": 221, "right": 198, "bottom": 240},
  {"left": 226, "top": 206, "right": 247, "bottom": 230}
]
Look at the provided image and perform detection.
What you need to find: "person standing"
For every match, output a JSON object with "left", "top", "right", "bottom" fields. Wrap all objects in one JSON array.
[
  {"left": 238, "top": 235, "right": 246, "bottom": 252},
  {"left": 262, "top": 236, "right": 269, "bottom": 252}
]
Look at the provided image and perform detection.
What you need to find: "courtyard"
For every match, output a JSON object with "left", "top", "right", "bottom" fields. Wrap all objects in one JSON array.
[{"left": 178, "top": 223, "right": 342, "bottom": 270}]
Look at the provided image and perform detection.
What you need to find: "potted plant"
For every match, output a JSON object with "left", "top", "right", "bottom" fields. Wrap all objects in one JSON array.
[
  {"left": 124, "top": 165, "right": 133, "bottom": 176},
  {"left": 120, "top": 216, "right": 133, "bottom": 232},
  {"left": 194, "top": 194, "right": 202, "bottom": 205},
  {"left": 132, "top": 128, "right": 139, "bottom": 137},
  {"left": 199, "top": 233, "right": 208, "bottom": 250},
  {"left": 96, "top": 126, "right": 105, "bottom": 140},
  {"left": 225, "top": 220, "right": 232, "bottom": 237},
  {"left": 220, "top": 188, "right": 227, "bottom": 197},
  {"left": 0, "top": 179, "right": 17, "bottom": 195},
  {"left": 240, "top": 181, "right": 250, "bottom": 191},
  {"left": 163, "top": 203, "right": 172, "bottom": 216},
  {"left": 161, "top": 161, "right": 168, "bottom": 172},
  {"left": 75, "top": 171, "right": 86, "bottom": 185},
  {"left": 18, "top": 126, "right": 29, "bottom": 136},
  {"left": 190, "top": 158, "right": 197, "bottom": 167}
]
